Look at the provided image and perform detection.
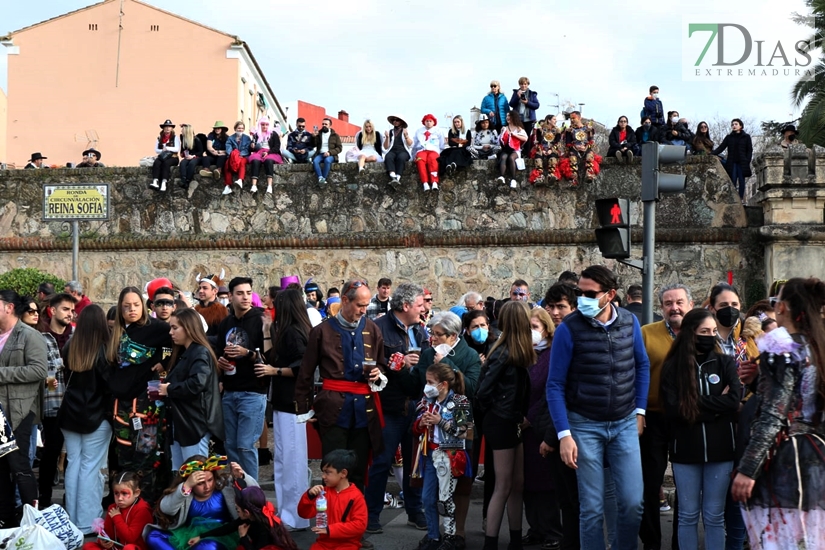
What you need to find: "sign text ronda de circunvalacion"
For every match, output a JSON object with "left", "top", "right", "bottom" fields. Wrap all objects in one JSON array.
[{"left": 42, "top": 184, "right": 110, "bottom": 221}]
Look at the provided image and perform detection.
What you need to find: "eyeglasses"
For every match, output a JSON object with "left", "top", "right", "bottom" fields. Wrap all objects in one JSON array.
[
  {"left": 490, "top": 85, "right": 498, "bottom": 88},
  {"left": 154, "top": 299, "right": 174, "bottom": 308},
  {"left": 424, "top": 298, "right": 433, "bottom": 302},
  {"left": 431, "top": 330, "right": 447, "bottom": 338},
  {"left": 25, "top": 309, "right": 38, "bottom": 315},
  {"left": 575, "top": 288, "right": 605, "bottom": 299}
]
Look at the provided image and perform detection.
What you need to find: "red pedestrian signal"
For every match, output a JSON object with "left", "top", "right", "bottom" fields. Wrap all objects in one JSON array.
[{"left": 595, "top": 198, "right": 631, "bottom": 258}]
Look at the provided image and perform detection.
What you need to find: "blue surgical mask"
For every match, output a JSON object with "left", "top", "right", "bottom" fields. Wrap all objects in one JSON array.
[
  {"left": 577, "top": 296, "right": 606, "bottom": 318},
  {"left": 470, "top": 327, "right": 488, "bottom": 344}
]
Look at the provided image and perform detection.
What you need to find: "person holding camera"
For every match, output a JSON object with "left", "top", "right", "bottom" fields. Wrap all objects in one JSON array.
[
  {"left": 508, "top": 77, "right": 540, "bottom": 149},
  {"left": 607, "top": 116, "right": 638, "bottom": 164}
]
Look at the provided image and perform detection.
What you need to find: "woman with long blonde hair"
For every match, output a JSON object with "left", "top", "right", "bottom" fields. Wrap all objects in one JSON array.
[
  {"left": 347, "top": 119, "right": 383, "bottom": 173},
  {"left": 178, "top": 123, "right": 203, "bottom": 190},
  {"left": 439, "top": 115, "right": 473, "bottom": 177},
  {"left": 476, "top": 300, "right": 535, "bottom": 550}
]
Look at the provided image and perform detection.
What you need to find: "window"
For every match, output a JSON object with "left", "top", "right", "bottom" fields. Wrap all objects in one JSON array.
[
  {"left": 88, "top": 24, "right": 98, "bottom": 31},
  {"left": 150, "top": 24, "right": 159, "bottom": 31}
]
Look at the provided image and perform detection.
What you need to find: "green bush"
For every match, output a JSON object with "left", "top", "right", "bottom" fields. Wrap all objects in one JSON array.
[{"left": 0, "top": 268, "right": 66, "bottom": 298}]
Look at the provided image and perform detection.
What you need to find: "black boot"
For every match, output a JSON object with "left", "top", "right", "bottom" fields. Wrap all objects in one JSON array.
[
  {"left": 508, "top": 529, "right": 523, "bottom": 550},
  {"left": 483, "top": 535, "right": 498, "bottom": 550}
]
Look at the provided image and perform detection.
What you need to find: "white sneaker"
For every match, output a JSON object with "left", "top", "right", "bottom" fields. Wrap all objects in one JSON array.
[
  {"left": 235, "top": 179, "right": 243, "bottom": 188},
  {"left": 222, "top": 186, "right": 232, "bottom": 195},
  {"left": 250, "top": 184, "right": 258, "bottom": 194},
  {"left": 394, "top": 175, "right": 401, "bottom": 183},
  {"left": 510, "top": 179, "right": 518, "bottom": 188},
  {"left": 150, "top": 179, "right": 159, "bottom": 188},
  {"left": 266, "top": 184, "right": 272, "bottom": 194},
  {"left": 423, "top": 183, "right": 430, "bottom": 192},
  {"left": 160, "top": 180, "right": 167, "bottom": 192},
  {"left": 431, "top": 182, "right": 439, "bottom": 190},
  {"left": 389, "top": 172, "right": 397, "bottom": 179},
  {"left": 496, "top": 176, "right": 505, "bottom": 184}
]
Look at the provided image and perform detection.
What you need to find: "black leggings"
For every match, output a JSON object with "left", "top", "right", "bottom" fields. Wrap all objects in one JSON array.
[
  {"left": 384, "top": 150, "right": 410, "bottom": 176},
  {"left": 179, "top": 158, "right": 199, "bottom": 183},
  {"left": 498, "top": 147, "right": 519, "bottom": 178},
  {"left": 0, "top": 412, "right": 37, "bottom": 526},
  {"left": 151, "top": 156, "right": 178, "bottom": 181},
  {"left": 249, "top": 159, "right": 275, "bottom": 179}
]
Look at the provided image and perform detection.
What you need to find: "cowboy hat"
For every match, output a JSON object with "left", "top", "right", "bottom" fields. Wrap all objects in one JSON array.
[
  {"left": 781, "top": 124, "right": 798, "bottom": 135},
  {"left": 386, "top": 115, "right": 408, "bottom": 128},
  {"left": 82, "top": 148, "right": 101, "bottom": 160},
  {"left": 159, "top": 119, "right": 176, "bottom": 128},
  {"left": 29, "top": 152, "right": 47, "bottom": 162},
  {"left": 212, "top": 120, "right": 229, "bottom": 132}
]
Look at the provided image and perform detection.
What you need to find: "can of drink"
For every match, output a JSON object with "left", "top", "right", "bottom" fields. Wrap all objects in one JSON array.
[{"left": 389, "top": 352, "right": 405, "bottom": 371}]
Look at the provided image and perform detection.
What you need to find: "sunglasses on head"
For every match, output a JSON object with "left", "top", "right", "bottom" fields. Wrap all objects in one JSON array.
[{"left": 342, "top": 279, "right": 368, "bottom": 295}]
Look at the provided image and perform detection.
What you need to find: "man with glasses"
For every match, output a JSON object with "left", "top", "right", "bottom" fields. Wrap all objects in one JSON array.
[
  {"left": 366, "top": 283, "right": 429, "bottom": 534},
  {"left": 639, "top": 283, "right": 694, "bottom": 550},
  {"left": 282, "top": 117, "right": 315, "bottom": 164},
  {"left": 151, "top": 286, "right": 177, "bottom": 322},
  {"left": 0, "top": 290, "right": 48, "bottom": 525},
  {"left": 421, "top": 287, "right": 434, "bottom": 327},
  {"left": 76, "top": 148, "right": 104, "bottom": 168},
  {"left": 546, "top": 265, "right": 650, "bottom": 550},
  {"left": 294, "top": 279, "right": 387, "bottom": 492}
]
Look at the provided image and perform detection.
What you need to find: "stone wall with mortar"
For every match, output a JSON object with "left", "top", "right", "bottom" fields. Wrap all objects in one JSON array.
[{"left": 0, "top": 156, "right": 761, "bottom": 307}]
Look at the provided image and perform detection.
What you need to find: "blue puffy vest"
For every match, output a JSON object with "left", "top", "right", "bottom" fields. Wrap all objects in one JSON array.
[{"left": 563, "top": 307, "right": 638, "bottom": 421}]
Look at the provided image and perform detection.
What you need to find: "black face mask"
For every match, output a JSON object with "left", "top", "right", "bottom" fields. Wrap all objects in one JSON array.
[
  {"left": 788, "top": 134, "right": 796, "bottom": 142},
  {"left": 695, "top": 335, "right": 717, "bottom": 354},
  {"left": 715, "top": 306, "right": 740, "bottom": 328}
]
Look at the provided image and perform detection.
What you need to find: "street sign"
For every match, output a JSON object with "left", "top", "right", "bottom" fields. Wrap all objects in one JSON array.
[{"left": 42, "top": 184, "right": 110, "bottom": 221}]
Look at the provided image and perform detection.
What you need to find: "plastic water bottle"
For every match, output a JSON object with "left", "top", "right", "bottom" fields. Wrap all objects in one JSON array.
[{"left": 315, "top": 489, "right": 328, "bottom": 529}]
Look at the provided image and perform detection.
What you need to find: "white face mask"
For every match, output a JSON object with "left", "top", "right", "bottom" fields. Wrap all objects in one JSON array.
[
  {"left": 653, "top": 93, "right": 659, "bottom": 98},
  {"left": 531, "top": 329, "right": 543, "bottom": 346},
  {"left": 219, "top": 298, "right": 229, "bottom": 306},
  {"left": 423, "top": 384, "right": 440, "bottom": 399},
  {"left": 671, "top": 117, "right": 679, "bottom": 124}
]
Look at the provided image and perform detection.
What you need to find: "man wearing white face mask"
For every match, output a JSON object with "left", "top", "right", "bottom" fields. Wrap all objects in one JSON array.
[
  {"left": 643, "top": 86, "right": 664, "bottom": 128},
  {"left": 546, "top": 265, "right": 650, "bottom": 550}
]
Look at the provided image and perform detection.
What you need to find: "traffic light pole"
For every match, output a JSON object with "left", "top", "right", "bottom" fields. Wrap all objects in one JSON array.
[{"left": 642, "top": 200, "right": 656, "bottom": 326}]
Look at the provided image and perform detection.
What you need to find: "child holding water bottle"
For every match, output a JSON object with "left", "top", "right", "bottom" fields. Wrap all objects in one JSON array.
[{"left": 298, "top": 450, "right": 367, "bottom": 550}]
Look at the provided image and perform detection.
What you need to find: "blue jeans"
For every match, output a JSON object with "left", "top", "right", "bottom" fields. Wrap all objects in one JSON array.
[
  {"left": 422, "top": 453, "right": 441, "bottom": 541},
  {"left": 568, "top": 411, "right": 643, "bottom": 550},
  {"left": 313, "top": 154, "right": 334, "bottom": 178},
  {"left": 603, "top": 467, "right": 618, "bottom": 549},
  {"left": 61, "top": 422, "right": 112, "bottom": 533},
  {"left": 222, "top": 391, "right": 266, "bottom": 480},
  {"left": 282, "top": 149, "right": 315, "bottom": 164},
  {"left": 171, "top": 433, "right": 211, "bottom": 472},
  {"left": 672, "top": 461, "right": 732, "bottom": 550},
  {"left": 724, "top": 485, "right": 746, "bottom": 550},
  {"left": 365, "top": 410, "right": 422, "bottom": 526}
]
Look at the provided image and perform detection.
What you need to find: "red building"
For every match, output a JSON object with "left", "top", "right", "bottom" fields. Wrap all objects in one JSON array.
[{"left": 293, "top": 100, "right": 361, "bottom": 146}]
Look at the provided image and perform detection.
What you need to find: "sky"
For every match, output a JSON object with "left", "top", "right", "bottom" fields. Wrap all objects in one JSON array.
[{"left": 0, "top": 0, "right": 816, "bottom": 134}]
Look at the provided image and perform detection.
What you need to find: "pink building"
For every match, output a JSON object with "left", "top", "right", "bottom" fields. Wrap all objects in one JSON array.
[{"left": 1, "top": 0, "right": 288, "bottom": 167}]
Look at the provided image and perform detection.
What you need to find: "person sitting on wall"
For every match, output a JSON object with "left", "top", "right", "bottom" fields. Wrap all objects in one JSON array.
[
  {"left": 346, "top": 119, "right": 383, "bottom": 175},
  {"left": 606, "top": 115, "right": 638, "bottom": 164},
  {"left": 312, "top": 118, "right": 343, "bottom": 186},
  {"left": 470, "top": 114, "right": 500, "bottom": 161},
  {"left": 77, "top": 149, "right": 105, "bottom": 168},
  {"left": 248, "top": 116, "right": 283, "bottom": 195},
  {"left": 635, "top": 117, "right": 655, "bottom": 151},
  {"left": 24, "top": 152, "right": 49, "bottom": 170},
  {"left": 178, "top": 124, "right": 203, "bottom": 190},
  {"left": 560, "top": 110, "right": 601, "bottom": 185},
  {"left": 529, "top": 114, "right": 563, "bottom": 185},
  {"left": 150, "top": 119, "right": 180, "bottom": 192},
  {"left": 199, "top": 122, "right": 229, "bottom": 180},
  {"left": 283, "top": 118, "right": 316, "bottom": 164},
  {"left": 223, "top": 121, "right": 252, "bottom": 196},
  {"left": 413, "top": 114, "right": 446, "bottom": 192}
]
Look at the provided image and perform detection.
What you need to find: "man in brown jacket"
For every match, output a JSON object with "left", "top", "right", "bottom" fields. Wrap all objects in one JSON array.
[
  {"left": 311, "top": 117, "right": 343, "bottom": 185},
  {"left": 0, "top": 289, "right": 48, "bottom": 525},
  {"left": 294, "top": 279, "right": 386, "bottom": 490}
]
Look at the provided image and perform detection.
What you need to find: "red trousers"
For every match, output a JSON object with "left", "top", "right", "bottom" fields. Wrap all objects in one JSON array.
[
  {"left": 415, "top": 151, "right": 439, "bottom": 184},
  {"left": 225, "top": 157, "right": 247, "bottom": 186},
  {"left": 82, "top": 543, "right": 141, "bottom": 550}
]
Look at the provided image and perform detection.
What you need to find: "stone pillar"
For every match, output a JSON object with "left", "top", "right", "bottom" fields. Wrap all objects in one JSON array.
[{"left": 753, "top": 145, "right": 825, "bottom": 287}]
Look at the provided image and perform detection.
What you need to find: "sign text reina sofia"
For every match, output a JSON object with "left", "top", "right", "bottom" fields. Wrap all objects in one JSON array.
[{"left": 42, "top": 184, "right": 110, "bottom": 221}]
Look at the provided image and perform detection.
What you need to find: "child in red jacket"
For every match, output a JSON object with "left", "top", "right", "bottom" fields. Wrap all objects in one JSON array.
[
  {"left": 298, "top": 450, "right": 367, "bottom": 550},
  {"left": 83, "top": 471, "right": 154, "bottom": 550}
]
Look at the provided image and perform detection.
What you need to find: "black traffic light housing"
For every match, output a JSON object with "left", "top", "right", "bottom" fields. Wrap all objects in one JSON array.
[
  {"left": 641, "top": 142, "right": 687, "bottom": 201},
  {"left": 595, "top": 198, "right": 631, "bottom": 259}
]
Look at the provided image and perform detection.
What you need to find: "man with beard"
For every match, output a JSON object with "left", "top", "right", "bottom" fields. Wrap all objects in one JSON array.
[
  {"left": 39, "top": 292, "right": 77, "bottom": 507},
  {"left": 639, "top": 283, "right": 694, "bottom": 550},
  {"left": 311, "top": 118, "right": 342, "bottom": 185},
  {"left": 195, "top": 273, "right": 228, "bottom": 335}
]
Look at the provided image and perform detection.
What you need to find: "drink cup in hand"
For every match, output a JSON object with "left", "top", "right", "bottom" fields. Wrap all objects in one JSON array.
[
  {"left": 363, "top": 359, "right": 377, "bottom": 377},
  {"left": 147, "top": 380, "right": 161, "bottom": 400}
]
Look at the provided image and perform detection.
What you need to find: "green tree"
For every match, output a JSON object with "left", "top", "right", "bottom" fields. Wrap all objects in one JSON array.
[
  {"left": 0, "top": 268, "right": 65, "bottom": 298},
  {"left": 791, "top": 4, "right": 825, "bottom": 145}
]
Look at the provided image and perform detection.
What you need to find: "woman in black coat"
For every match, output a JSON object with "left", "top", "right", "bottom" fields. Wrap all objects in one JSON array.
[
  {"left": 439, "top": 115, "right": 474, "bottom": 176},
  {"left": 606, "top": 115, "right": 638, "bottom": 163},
  {"left": 252, "top": 288, "right": 312, "bottom": 530},
  {"left": 712, "top": 118, "right": 753, "bottom": 200},
  {"left": 160, "top": 308, "right": 224, "bottom": 471}
]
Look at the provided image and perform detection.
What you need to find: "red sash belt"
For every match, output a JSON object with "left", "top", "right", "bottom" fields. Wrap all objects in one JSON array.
[{"left": 322, "top": 379, "right": 384, "bottom": 427}]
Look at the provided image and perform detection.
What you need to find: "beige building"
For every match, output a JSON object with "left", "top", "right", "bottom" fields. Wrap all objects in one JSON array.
[{"left": 1, "top": 0, "right": 287, "bottom": 167}]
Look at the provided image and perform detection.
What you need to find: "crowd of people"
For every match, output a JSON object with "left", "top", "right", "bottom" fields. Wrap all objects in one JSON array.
[
  {"left": 0, "top": 267, "right": 822, "bottom": 550},
  {"left": 15, "top": 79, "right": 776, "bottom": 202}
]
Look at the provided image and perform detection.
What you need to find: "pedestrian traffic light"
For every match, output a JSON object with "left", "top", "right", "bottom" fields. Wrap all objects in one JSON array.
[
  {"left": 641, "top": 142, "right": 687, "bottom": 201},
  {"left": 595, "top": 198, "right": 631, "bottom": 259}
]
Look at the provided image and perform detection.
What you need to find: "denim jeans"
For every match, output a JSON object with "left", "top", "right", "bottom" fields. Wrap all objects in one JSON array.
[
  {"left": 222, "top": 391, "right": 266, "bottom": 481},
  {"left": 313, "top": 154, "right": 334, "bottom": 178},
  {"left": 724, "top": 485, "right": 746, "bottom": 550},
  {"left": 568, "top": 411, "right": 643, "bottom": 550},
  {"left": 672, "top": 461, "right": 732, "bottom": 550},
  {"left": 365, "top": 410, "right": 422, "bottom": 527},
  {"left": 170, "top": 433, "right": 211, "bottom": 472},
  {"left": 603, "top": 467, "right": 618, "bottom": 549},
  {"left": 282, "top": 149, "right": 315, "bottom": 164},
  {"left": 61, "top": 422, "right": 112, "bottom": 533},
  {"left": 422, "top": 452, "right": 441, "bottom": 541}
]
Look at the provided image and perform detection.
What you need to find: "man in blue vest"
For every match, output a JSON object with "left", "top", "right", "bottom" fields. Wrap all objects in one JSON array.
[{"left": 546, "top": 265, "right": 650, "bottom": 550}]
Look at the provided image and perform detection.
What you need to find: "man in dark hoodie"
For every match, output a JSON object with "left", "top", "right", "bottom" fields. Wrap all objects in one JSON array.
[{"left": 215, "top": 276, "right": 266, "bottom": 480}]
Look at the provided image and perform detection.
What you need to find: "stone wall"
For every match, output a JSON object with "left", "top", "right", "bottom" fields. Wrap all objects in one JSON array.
[{"left": 0, "top": 156, "right": 760, "bottom": 307}]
